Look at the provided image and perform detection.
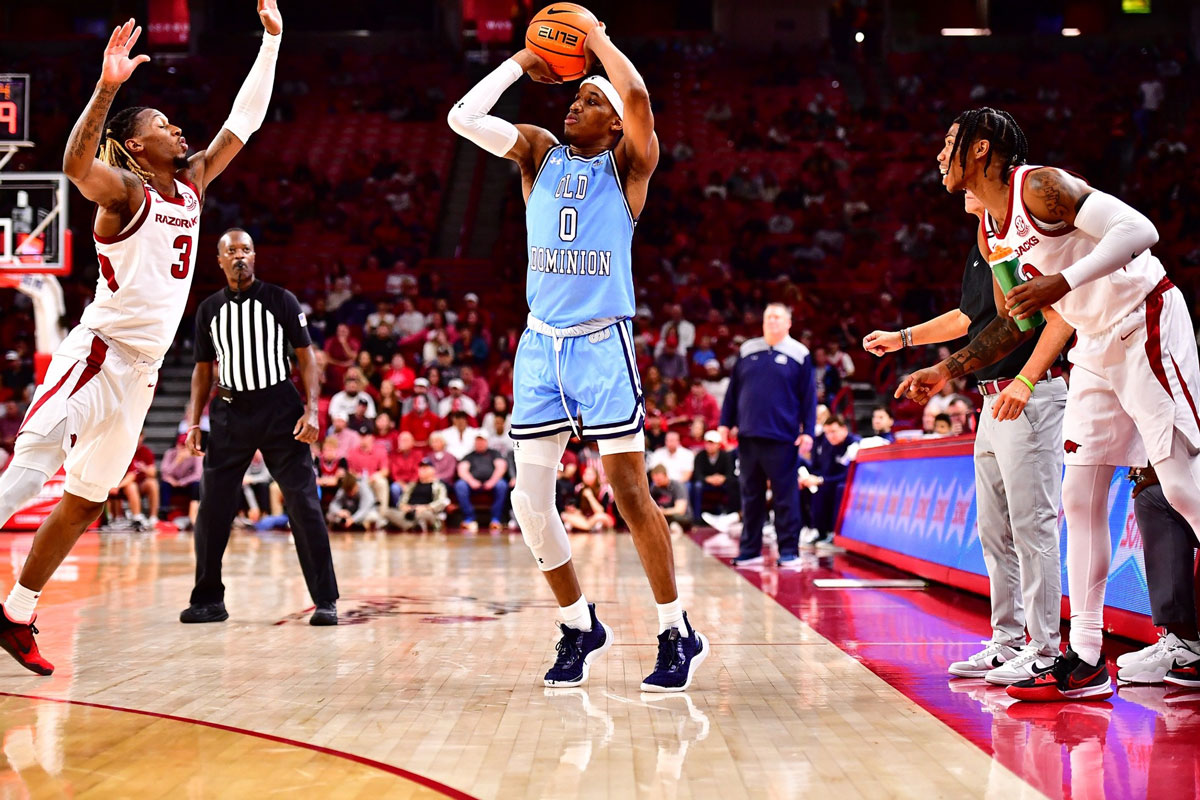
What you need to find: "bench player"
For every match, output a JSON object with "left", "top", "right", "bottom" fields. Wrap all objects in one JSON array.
[
  {"left": 447, "top": 24, "right": 707, "bottom": 691},
  {"left": 900, "top": 107, "right": 1200, "bottom": 702},
  {"left": 0, "top": 3, "right": 282, "bottom": 674}
]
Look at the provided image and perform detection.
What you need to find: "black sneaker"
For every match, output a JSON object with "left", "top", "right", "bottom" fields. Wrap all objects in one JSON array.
[
  {"left": 179, "top": 602, "right": 229, "bottom": 624},
  {"left": 1007, "top": 647, "right": 1112, "bottom": 702},
  {"left": 640, "top": 611, "right": 709, "bottom": 692},
  {"left": 310, "top": 601, "right": 338, "bottom": 626},
  {"left": 543, "top": 603, "right": 613, "bottom": 688}
]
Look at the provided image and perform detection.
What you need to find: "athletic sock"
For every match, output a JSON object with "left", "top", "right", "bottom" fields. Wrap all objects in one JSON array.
[
  {"left": 4, "top": 584, "right": 41, "bottom": 624},
  {"left": 657, "top": 598, "right": 686, "bottom": 636},
  {"left": 560, "top": 595, "right": 592, "bottom": 632}
]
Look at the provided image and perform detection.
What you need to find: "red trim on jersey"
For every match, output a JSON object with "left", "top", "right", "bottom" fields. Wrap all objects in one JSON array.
[
  {"left": 995, "top": 167, "right": 1019, "bottom": 239},
  {"left": 98, "top": 254, "right": 119, "bottom": 292},
  {"left": 69, "top": 337, "right": 109, "bottom": 398},
  {"left": 1145, "top": 278, "right": 1175, "bottom": 399},
  {"left": 16, "top": 364, "right": 78, "bottom": 436},
  {"left": 151, "top": 182, "right": 186, "bottom": 206},
  {"left": 1171, "top": 354, "right": 1200, "bottom": 431},
  {"left": 93, "top": 184, "right": 152, "bottom": 245}
]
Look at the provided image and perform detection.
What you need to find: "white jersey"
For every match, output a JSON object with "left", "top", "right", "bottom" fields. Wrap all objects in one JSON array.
[
  {"left": 985, "top": 164, "right": 1165, "bottom": 335},
  {"left": 80, "top": 177, "right": 201, "bottom": 361}
]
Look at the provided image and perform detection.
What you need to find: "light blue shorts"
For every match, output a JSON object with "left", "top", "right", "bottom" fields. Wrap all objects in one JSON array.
[{"left": 510, "top": 319, "right": 644, "bottom": 441}]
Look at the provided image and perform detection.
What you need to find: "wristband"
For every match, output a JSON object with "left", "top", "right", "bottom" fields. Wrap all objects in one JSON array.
[
  {"left": 900, "top": 328, "right": 909, "bottom": 348},
  {"left": 1015, "top": 374, "right": 1036, "bottom": 393}
]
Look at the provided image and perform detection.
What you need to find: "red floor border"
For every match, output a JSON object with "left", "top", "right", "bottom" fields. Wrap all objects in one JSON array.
[{"left": 0, "top": 691, "right": 478, "bottom": 800}]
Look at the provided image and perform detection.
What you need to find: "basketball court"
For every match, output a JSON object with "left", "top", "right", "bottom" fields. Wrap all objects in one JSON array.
[{"left": 0, "top": 526, "right": 1182, "bottom": 798}]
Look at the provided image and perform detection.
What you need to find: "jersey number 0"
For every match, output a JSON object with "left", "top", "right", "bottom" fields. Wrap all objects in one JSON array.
[{"left": 559, "top": 207, "right": 577, "bottom": 242}]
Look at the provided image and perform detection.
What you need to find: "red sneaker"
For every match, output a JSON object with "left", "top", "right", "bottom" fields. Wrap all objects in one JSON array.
[
  {"left": 0, "top": 605, "right": 54, "bottom": 676},
  {"left": 1006, "top": 647, "right": 1111, "bottom": 702}
]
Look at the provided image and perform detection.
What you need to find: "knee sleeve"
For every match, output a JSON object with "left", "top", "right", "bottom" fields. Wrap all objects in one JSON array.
[
  {"left": 510, "top": 460, "right": 571, "bottom": 571},
  {"left": 0, "top": 465, "right": 53, "bottom": 528}
]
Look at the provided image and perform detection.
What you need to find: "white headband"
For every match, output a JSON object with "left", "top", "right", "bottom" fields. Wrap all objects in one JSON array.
[{"left": 580, "top": 76, "right": 623, "bottom": 119}]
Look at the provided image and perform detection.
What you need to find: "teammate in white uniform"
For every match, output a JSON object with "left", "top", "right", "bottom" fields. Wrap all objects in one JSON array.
[
  {"left": 0, "top": 4, "right": 283, "bottom": 675},
  {"left": 900, "top": 107, "right": 1200, "bottom": 702}
]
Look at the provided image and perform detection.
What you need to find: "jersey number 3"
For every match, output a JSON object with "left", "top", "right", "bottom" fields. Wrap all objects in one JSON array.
[{"left": 170, "top": 235, "right": 193, "bottom": 279}]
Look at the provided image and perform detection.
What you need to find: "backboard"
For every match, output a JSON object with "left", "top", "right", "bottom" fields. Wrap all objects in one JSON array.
[{"left": 0, "top": 172, "right": 70, "bottom": 275}]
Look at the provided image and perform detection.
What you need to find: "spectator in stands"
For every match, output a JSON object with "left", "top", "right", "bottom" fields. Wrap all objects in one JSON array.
[
  {"left": 354, "top": 350, "right": 379, "bottom": 390},
  {"left": 402, "top": 377, "right": 432, "bottom": 415},
  {"left": 306, "top": 297, "right": 331, "bottom": 348},
  {"left": 654, "top": 331, "right": 690, "bottom": 382},
  {"left": 326, "top": 473, "right": 380, "bottom": 531},
  {"left": 374, "top": 413, "right": 399, "bottom": 453},
  {"left": 130, "top": 434, "right": 160, "bottom": 527},
  {"left": 932, "top": 414, "right": 953, "bottom": 436},
  {"left": 363, "top": 322, "right": 397, "bottom": 367},
  {"left": 329, "top": 369, "right": 376, "bottom": 422},
  {"left": 324, "top": 323, "right": 359, "bottom": 388},
  {"left": 690, "top": 431, "right": 738, "bottom": 525},
  {"left": 683, "top": 418, "right": 706, "bottom": 451},
  {"left": 347, "top": 397, "right": 375, "bottom": 435},
  {"left": 480, "top": 394, "right": 511, "bottom": 434},
  {"left": 690, "top": 335, "right": 718, "bottom": 371},
  {"left": 425, "top": 366, "right": 447, "bottom": 406},
  {"left": 649, "top": 431, "right": 695, "bottom": 484},
  {"left": 395, "top": 299, "right": 425, "bottom": 340},
  {"left": 486, "top": 412, "right": 512, "bottom": 458},
  {"left": 871, "top": 407, "right": 896, "bottom": 442},
  {"left": 432, "top": 346, "right": 460, "bottom": 384},
  {"left": 328, "top": 413, "right": 361, "bottom": 458},
  {"left": 0, "top": 401, "right": 22, "bottom": 452},
  {"left": 826, "top": 340, "right": 855, "bottom": 379},
  {"left": 680, "top": 381, "right": 721, "bottom": 431},
  {"left": 346, "top": 433, "right": 390, "bottom": 508},
  {"left": 401, "top": 394, "right": 441, "bottom": 451},
  {"left": 644, "top": 411, "right": 668, "bottom": 452},
  {"left": 946, "top": 396, "right": 975, "bottom": 435},
  {"left": 365, "top": 300, "right": 395, "bottom": 334},
  {"left": 561, "top": 466, "right": 614, "bottom": 532},
  {"left": 425, "top": 432, "right": 459, "bottom": 486},
  {"left": 459, "top": 365, "right": 490, "bottom": 412},
  {"left": 381, "top": 459, "right": 450, "bottom": 532},
  {"left": 649, "top": 465, "right": 691, "bottom": 535},
  {"left": 455, "top": 328, "right": 489, "bottom": 364},
  {"left": 700, "top": 360, "right": 730, "bottom": 409},
  {"left": 801, "top": 415, "right": 861, "bottom": 547},
  {"left": 382, "top": 354, "right": 415, "bottom": 394},
  {"left": 315, "top": 436, "right": 348, "bottom": 509},
  {"left": 439, "top": 378, "right": 479, "bottom": 421},
  {"left": 238, "top": 451, "right": 273, "bottom": 525},
  {"left": 160, "top": 434, "right": 202, "bottom": 529},
  {"left": 376, "top": 383, "right": 402, "bottom": 427},
  {"left": 440, "top": 410, "right": 479, "bottom": 460},
  {"left": 388, "top": 431, "right": 422, "bottom": 505},
  {"left": 811, "top": 347, "right": 841, "bottom": 404},
  {"left": 454, "top": 433, "right": 509, "bottom": 532}
]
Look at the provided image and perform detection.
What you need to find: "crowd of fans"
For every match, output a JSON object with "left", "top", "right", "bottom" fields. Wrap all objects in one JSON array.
[{"left": 3, "top": 30, "right": 1199, "bottom": 534}]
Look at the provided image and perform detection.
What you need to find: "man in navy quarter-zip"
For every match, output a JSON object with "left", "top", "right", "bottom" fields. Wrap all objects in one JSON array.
[{"left": 719, "top": 303, "right": 818, "bottom": 568}]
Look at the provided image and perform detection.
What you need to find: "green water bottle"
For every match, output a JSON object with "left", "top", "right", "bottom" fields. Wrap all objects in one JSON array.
[{"left": 988, "top": 246, "right": 1045, "bottom": 332}]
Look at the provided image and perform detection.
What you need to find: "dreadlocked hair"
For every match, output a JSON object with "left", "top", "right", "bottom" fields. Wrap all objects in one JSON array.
[
  {"left": 98, "top": 106, "right": 152, "bottom": 183},
  {"left": 950, "top": 107, "right": 1029, "bottom": 186}
]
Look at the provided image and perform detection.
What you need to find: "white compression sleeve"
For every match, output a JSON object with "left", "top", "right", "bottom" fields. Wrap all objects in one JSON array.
[
  {"left": 222, "top": 32, "right": 281, "bottom": 144},
  {"left": 1060, "top": 190, "right": 1160, "bottom": 290},
  {"left": 446, "top": 59, "right": 522, "bottom": 157}
]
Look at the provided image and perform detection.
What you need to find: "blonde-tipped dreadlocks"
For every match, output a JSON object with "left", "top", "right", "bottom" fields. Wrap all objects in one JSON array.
[{"left": 98, "top": 106, "right": 152, "bottom": 183}]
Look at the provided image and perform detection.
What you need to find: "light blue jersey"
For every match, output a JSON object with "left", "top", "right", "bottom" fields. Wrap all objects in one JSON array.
[
  {"left": 525, "top": 145, "right": 635, "bottom": 328},
  {"left": 511, "top": 145, "right": 643, "bottom": 441}
]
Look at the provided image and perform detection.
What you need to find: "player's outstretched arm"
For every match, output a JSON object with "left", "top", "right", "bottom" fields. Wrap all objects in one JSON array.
[
  {"left": 188, "top": 0, "right": 282, "bottom": 193},
  {"left": 584, "top": 24, "right": 657, "bottom": 176},
  {"left": 895, "top": 315, "right": 1032, "bottom": 405},
  {"left": 63, "top": 19, "right": 150, "bottom": 210}
]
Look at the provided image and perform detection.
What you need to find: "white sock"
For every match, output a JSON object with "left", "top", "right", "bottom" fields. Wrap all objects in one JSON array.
[
  {"left": 4, "top": 583, "right": 41, "bottom": 624},
  {"left": 560, "top": 595, "right": 592, "bottom": 632},
  {"left": 657, "top": 598, "right": 687, "bottom": 636}
]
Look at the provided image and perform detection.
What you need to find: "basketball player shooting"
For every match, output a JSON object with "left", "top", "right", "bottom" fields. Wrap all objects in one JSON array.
[
  {"left": 447, "top": 11, "right": 707, "bottom": 692},
  {"left": 899, "top": 107, "right": 1200, "bottom": 702},
  {"left": 0, "top": 3, "right": 283, "bottom": 675}
]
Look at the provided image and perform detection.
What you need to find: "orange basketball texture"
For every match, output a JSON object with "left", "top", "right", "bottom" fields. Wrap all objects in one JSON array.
[{"left": 526, "top": 4, "right": 599, "bottom": 80}]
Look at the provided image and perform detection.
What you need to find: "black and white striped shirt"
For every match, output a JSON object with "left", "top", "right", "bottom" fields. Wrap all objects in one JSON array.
[{"left": 194, "top": 280, "right": 311, "bottom": 392}]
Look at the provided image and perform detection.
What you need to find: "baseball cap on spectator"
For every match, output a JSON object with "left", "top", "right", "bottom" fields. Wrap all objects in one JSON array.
[
  {"left": 418, "top": 458, "right": 434, "bottom": 467},
  {"left": 475, "top": 432, "right": 488, "bottom": 440},
  {"left": 332, "top": 412, "right": 348, "bottom": 421},
  {"left": 635, "top": 306, "right": 653, "bottom": 319},
  {"left": 704, "top": 359, "right": 720, "bottom": 371},
  {"left": 448, "top": 378, "right": 465, "bottom": 390},
  {"left": 414, "top": 377, "right": 429, "bottom": 388},
  {"left": 464, "top": 292, "right": 479, "bottom": 303},
  {"left": 703, "top": 430, "right": 722, "bottom": 444}
]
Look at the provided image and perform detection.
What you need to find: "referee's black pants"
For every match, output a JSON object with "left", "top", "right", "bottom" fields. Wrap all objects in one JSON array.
[
  {"left": 190, "top": 382, "right": 339, "bottom": 606},
  {"left": 736, "top": 436, "right": 802, "bottom": 559}
]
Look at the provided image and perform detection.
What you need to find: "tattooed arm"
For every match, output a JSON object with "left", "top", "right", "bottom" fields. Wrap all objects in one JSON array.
[
  {"left": 187, "top": 0, "right": 282, "bottom": 193},
  {"left": 895, "top": 315, "right": 1033, "bottom": 405},
  {"left": 63, "top": 20, "right": 149, "bottom": 211},
  {"left": 1023, "top": 167, "right": 1092, "bottom": 225}
]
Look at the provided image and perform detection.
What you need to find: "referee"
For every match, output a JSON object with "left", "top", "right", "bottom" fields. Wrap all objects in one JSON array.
[
  {"left": 719, "top": 303, "right": 818, "bottom": 568},
  {"left": 180, "top": 229, "right": 339, "bottom": 626}
]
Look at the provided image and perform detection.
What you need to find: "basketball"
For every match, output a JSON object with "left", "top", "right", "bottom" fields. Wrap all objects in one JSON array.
[{"left": 525, "top": 3, "right": 598, "bottom": 80}]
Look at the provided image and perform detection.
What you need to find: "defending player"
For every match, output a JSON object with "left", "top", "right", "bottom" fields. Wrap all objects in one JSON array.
[
  {"left": 0, "top": 4, "right": 282, "bottom": 674},
  {"left": 899, "top": 107, "right": 1200, "bottom": 702},
  {"left": 447, "top": 24, "right": 708, "bottom": 691}
]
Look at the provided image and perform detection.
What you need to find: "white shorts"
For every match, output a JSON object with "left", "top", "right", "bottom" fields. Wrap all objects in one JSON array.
[
  {"left": 1063, "top": 281, "right": 1200, "bottom": 467},
  {"left": 10, "top": 326, "right": 159, "bottom": 502}
]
